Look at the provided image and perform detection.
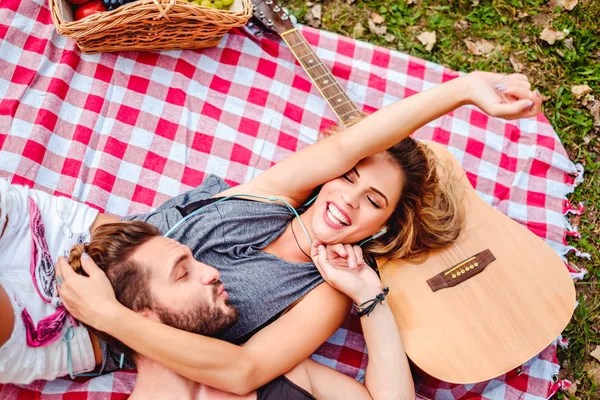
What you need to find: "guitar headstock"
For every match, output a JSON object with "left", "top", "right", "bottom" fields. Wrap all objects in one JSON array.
[{"left": 251, "top": 0, "right": 295, "bottom": 34}]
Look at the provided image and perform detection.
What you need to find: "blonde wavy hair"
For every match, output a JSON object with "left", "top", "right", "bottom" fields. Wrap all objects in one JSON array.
[{"left": 323, "top": 116, "right": 465, "bottom": 263}]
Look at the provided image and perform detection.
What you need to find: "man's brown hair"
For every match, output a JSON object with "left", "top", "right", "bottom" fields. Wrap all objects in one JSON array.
[{"left": 68, "top": 221, "right": 160, "bottom": 357}]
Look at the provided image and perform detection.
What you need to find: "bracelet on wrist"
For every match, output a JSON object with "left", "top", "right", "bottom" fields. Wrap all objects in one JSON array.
[{"left": 354, "top": 287, "right": 389, "bottom": 317}]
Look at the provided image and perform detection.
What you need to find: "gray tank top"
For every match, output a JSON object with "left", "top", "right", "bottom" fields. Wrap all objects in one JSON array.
[{"left": 124, "top": 175, "right": 324, "bottom": 343}]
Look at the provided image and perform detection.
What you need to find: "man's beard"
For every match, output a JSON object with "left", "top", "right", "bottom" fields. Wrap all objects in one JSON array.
[{"left": 154, "top": 282, "right": 239, "bottom": 337}]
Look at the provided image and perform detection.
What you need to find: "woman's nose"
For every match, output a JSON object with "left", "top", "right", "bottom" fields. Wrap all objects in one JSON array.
[{"left": 342, "top": 190, "right": 360, "bottom": 208}]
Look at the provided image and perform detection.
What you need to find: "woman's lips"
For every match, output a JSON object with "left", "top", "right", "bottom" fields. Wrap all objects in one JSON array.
[{"left": 323, "top": 202, "right": 348, "bottom": 230}]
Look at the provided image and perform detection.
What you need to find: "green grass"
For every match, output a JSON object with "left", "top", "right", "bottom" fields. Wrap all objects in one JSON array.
[{"left": 286, "top": 0, "right": 600, "bottom": 398}]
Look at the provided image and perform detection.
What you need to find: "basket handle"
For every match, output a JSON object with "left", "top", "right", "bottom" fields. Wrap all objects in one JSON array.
[{"left": 151, "top": 0, "right": 176, "bottom": 20}]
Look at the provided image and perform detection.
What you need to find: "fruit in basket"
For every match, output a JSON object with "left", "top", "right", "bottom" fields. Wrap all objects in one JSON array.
[
  {"left": 75, "top": 0, "right": 107, "bottom": 20},
  {"left": 187, "top": 0, "right": 233, "bottom": 9},
  {"left": 102, "top": 0, "right": 139, "bottom": 11}
]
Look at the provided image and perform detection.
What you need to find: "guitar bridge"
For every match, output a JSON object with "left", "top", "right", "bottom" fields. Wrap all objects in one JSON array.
[{"left": 427, "top": 249, "right": 496, "bottom": 292}]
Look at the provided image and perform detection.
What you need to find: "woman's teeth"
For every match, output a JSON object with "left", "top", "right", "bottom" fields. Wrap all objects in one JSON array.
[{"left": 327, "top": 204, "right": 349, "bottom": 226}]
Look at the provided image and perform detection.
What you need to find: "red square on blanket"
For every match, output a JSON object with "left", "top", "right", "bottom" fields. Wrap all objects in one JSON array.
[
  {"left": 61, "top": 158, "right": 82, "bottom": 178},
  {"left": 128, "top": 75, "right": 151, "bottom": 95},
  {"left": 248, "top": 87, "right": 269, "bottom": 107},
  {"left": 143, "top": 151, "right": 168, "bottom": 174},
  {"left": 132, "top": 184, "right": 157, "bottom": 205},
  {"left": 23, "top": 139, "right": 45, "bottom": 164}
]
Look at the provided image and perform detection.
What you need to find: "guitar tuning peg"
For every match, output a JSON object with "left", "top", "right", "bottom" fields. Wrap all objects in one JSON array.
[
  {"left": 252, "top": 4, "right": 256, "bottom": 10},
  {"left": 281, "top": 14, "right": 288, "bottom": 20},
  {"left": 273, "top": 5, "right": 280, "bottom": 11},
  {"left": 259, "top": 10, "right": 264, "bottom": 17},
  {"left": 265, "top": 0, "right": 272, "bottom": 4},
  {"left": 266, "top": 19, "right": 273, "bottom": 26}
]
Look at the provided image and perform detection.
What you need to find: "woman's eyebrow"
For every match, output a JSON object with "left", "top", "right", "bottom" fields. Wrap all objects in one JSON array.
[{"left": 370, "top": 187, "right": 389, "bottom": 206}]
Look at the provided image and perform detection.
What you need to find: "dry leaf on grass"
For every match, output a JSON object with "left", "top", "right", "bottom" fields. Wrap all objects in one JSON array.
[
  {"left": 564, "top": 37, "right": 575, "bottom": 50},
  {"left": 464, "top": 39, "right": 496, "bottom": 56},
  {"left": 540, "top": 26, "right": 567, "bottom": 45},
  {"left": 453, "top": 20, "right": 471, "bottom": 31},
  {"left": 516, "top": 11, "right": 529, "bottom": 20},
  {"left": 384, "top": 33, "right": 396, "bottom": 43},
  {"left": 370, "top": 12, "right": 385, "bottom": 25},
  {"left": 368, "top": 19, "right": 387, "bottom": 36},
  {"left": 352, "top": 22, "right": 365, "bottom": 38},
  {"left": 571, "top": 84, "right": 593, "bottom": 99},
  {"left": 304, "top": 4, "right": 322, "bottom": 28},
  {"left": 509, "top": 55, "right": 525, "bottom": 72},
  {"left": 532, "top": 13, "right": 552, "bottom": 27},
  {"left": 584, "top": 362, "right": 600, "bottom": 386},
  {"left": 560, "top": 0, "right": 578, "bottom": 11},
  {"left": 417, "top": 31, "right": 436, "bottom": 52},
  {"left": 591, "top": 346, "right": 600, "bottom": 362},
  {"left": 586, "top": 97, "right": 600, "bottom": 128}
]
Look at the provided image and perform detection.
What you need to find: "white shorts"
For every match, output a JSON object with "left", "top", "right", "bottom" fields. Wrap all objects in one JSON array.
[{"left": 0, "top": 180, "right": 98, "bottom": 384}]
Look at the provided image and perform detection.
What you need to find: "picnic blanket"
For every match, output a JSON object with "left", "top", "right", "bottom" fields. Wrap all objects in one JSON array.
[{"left": 0, "top": 0, "right": 585, "bottom": 398}]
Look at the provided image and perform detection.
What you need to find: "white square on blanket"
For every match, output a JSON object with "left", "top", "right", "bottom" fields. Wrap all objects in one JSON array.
[
  {"left": 476, "top": 159, "right": 499, "bottom": 182},
  {"left": 215, "top": 121, "right": 239, "bottom": 143},
  {"left": 69, "top": 73, "right": 94, "bottom": 94},
  {"left": 47, "top": 134, "right": 71, "bottom": 158},
  {"left": 168, "top": 142, "right": 188, "bottom": 163},
  {"left": 140, "top": 95, "right": 165, "bottom": 117},
  {"left": 36, "top": 166, "right": 61, "bottom": 191},
  {"left": 9, "top": 118, "right": 34, "bottom": 139},
  {"left": 150, "top": 66, "right": 174, "bottom": 87},
  {"left": 21, "top": 88, "right": 46, "bottom": 109},
  {"left": 130, "top": 127, "right": 154, "bottom": 150},
  {"left": 116, "top": 160, "right": 142, "bottom": 183},
  {"left": 205, "top": 155, "right": 229, "bottom": 177},
  {"left": 58, "top": 102, "right": 83, "bottom": 127},
  {"left": 105, "top": 193, "right": 131, "bottom": 217},
  {"left": 157, "top": 175, "right": 180, "bottom": 196},
  {"left": 0, "top": 152, "right": 20, "bottom": 174}
]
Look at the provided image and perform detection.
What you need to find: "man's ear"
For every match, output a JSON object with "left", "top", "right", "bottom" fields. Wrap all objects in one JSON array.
[{"left": 138, "top": 308, "right": 161, "bottom": 322}]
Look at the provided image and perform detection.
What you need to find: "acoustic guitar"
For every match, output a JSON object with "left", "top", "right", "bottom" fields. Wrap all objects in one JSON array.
[{"left": 250, "top": 1, "right": 576, "bottom": 385}]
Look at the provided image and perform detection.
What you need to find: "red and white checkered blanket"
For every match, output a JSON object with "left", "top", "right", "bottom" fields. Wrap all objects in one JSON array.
[{"left": 0, "top": 0, "right": 582, "bottom": 398}]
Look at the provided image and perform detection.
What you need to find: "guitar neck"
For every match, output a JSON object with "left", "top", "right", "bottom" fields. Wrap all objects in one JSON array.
[{"left": 280, "top": 29, "right": 362, "bottom": 127}]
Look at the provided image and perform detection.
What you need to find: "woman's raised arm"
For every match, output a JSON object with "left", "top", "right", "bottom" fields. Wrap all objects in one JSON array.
[
  {"left": 56, "top": 255, "right": 349, "bottom": 395},
  {"left": 225, "top": 72, "right": 541, "bottom": 206}
]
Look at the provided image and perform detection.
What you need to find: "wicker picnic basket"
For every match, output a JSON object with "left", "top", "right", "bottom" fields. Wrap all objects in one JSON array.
[{"left": 49, "top": 0, "right": 252, "bottom": 54}]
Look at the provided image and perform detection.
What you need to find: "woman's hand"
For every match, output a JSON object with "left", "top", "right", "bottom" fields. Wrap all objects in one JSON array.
[
  {"left": 462, "top": 71, "right": 543, "bottom": 120},
  {"left": 310, "top": 241, "right": 383, "bottom": 304},
  {"left": 55, "top": 255, "right": 122, "bottom": 329}
]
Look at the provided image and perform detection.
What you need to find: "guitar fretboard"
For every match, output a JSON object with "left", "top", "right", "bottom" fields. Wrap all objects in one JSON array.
[{"left": 281, "top": 29, "right": 361, "bottom": 127}]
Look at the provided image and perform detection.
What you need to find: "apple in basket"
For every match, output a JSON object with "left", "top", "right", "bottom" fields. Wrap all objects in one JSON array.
[{"left": 74, "top": 0, "right": 107, "bottom": 20}]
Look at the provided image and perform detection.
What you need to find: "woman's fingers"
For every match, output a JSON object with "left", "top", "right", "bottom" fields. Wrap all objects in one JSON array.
[
  {"left": 344, "top": 244, "right": 357, "bottom": 269},
  {"left": 79, "top": 253, "right": 102, "bottom": 277},
  {"left": 330, "top": 243, "right": 347, "bottom": 258},
  {"left": 353, "top": 245, "right": 364, "bottom": 265}
]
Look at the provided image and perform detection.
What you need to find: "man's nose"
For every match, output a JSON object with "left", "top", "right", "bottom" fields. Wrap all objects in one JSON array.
[{"left": 200, "top": 264, "right": 220, "bottom": 285}]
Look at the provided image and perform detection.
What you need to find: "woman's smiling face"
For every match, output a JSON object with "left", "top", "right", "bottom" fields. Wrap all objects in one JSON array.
[{"left": 308, "top": 152, "right": 404, "bottom": 245}]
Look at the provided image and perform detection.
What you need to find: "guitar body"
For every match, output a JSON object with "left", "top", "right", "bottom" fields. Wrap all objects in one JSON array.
[
  {"left": 250, "top": 0, "right": 575, "bottom": 384},
  {"left": 379, "top": 141, "right": 575, "bottom": 383}
]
